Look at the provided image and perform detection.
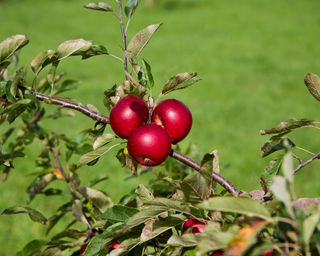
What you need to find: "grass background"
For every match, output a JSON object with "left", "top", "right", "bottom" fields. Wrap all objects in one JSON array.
[{"left": 1, "top": 0, "right": 320, "bottom": 254}]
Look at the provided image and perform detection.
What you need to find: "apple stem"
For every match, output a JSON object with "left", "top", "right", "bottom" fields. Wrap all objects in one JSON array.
[
  {"left": 117, "top": 0, "right": 129, "bottom": 80},
  {"left": 170, "top": 150, "right": 240, "bottom": 196}
]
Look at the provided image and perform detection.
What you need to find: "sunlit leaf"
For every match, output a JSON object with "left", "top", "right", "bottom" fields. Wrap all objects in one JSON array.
[
  {"left": 282, "top": 150, "right": 294, "bottom": 183},
  {"left": 270, "top": 176, "right": 294, "bottom": 218},
  {"left": 57, "top": 39, "right": 92, "bottom": 60},
  {"left": 303, "top": 209, "right": 320, "bottom": 246},
  {"left": 304, "top": 72, "right": 320, "bottom": 102},
  {"left": 199, "top": 197, "right": 271, "bottom": 221},
  {"left": 93, "top": 133, "right": 114, "bottom": 150},
  {"left": 260, "top": 118, "right": 315, "bottom": 136},
  {"left": 135, "top": 184, "right": 154, "bottom": 203},
  {"left": 161, "top": 72, "right": 201, "bottom": 95},
  {"left": 84, "top": 2, "right": 113, "bottom": 12},
  {"left": 78, "top": 142, "right": 121, "bottom": 166},
  {"left": 127, "top": 24, "right": 161, "bottom": 58},
  {"left": 31, "top": 50, "right": 58, "bottom": 74},
  {"left": 78, "top": 186, "right": 113, "bottom": 212},
  {"left": 72, "top": 199, "right": 90, "bottom": 226},
  {"left": 144, "top": 198, "right": 190, "bottom": 213},
  {"left": 226, "top": 220, "right": 267, "bottom": 256},
  {"left": 0, "top": 34, "right": 29, "bottom": 65}
]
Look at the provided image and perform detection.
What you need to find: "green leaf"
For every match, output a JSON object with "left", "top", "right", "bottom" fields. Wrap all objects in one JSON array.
[
  {"left": 15, "top": 239, "right": 46, "bottom": 256},
  {"left": 198, "top": 197, "right": 271, "bottom": 221},
  {"left": 1, "top": 206, "right": 48, "bottom": 224},
  {"left": 261, "top": 154, "right": 283, "bottom": 186},
  {"left": 125, "top": 206, "right": 168, "bottom": 229},
  {"left": 78, "top": 142, "right": 121, "bottom": 166},
  {"left": 282, "top": 150, "right": 294, "bottom": 183},
  {"left": 84, "top": 2, "right": 113, "bottom": 12},
  {"left": 304, "top": 73, "right": 320, "bottom": 102},
  {"left": 270, "top": 176, "right": 294, "bottom": 218},
  {"left": 135, "top": 184, "right": 154, "bottom": 203},
  {"left": 78, "top": 186, "right": 112, "bottom": 212},
  {"left": 260, "top": 118, "right": 315, "bottom": 136},
  {"left": 81, "top": 44, "right": 109, "bottom": 59},
  {"left": 57, "top": 39, "right": 92, "bottom": 60},
  {"left": 201, "top": 150, "right": 220, "bottom": 174},
  {"left": 125, "top": 0, "right": 138, "bottom": 18},
  {"left": 139, "top": 59, "right": 154, "bottom": 89},
  {"left": 72, "top": 199, "right": 90, "bottom": 225},
  {"left": 144, "top": 198, "right": 190, "bottom": 213},
  {"left": 101, "top": 205, "right": 138, "bottom": 223},
  {"left": 0, "top": 34, "right": 29, "bottom": 65},
  {"left": 303, "top": 209, "right": 320, "bottom": 247},
  {"left": 93, "top": 133, "right": 114, "bottom": 150},
  {"left": 260, "top": 138, "right": 295, "bottom": 157},
  {"left": 89, "top": 175, "right": 109, "bottom": 187},
  {"left": 161, "top": 72, "right": 201, "bottom": 95},
  {"left": 84, "top": 223, "right": 123, "bottom": 256},
  {"left": 181, "top": 172, "right": 211, "bottom": 202},
  {"left": 31, "top": 50, "right": 58, "bottom": 74},
  {"left": 127, "top": 24, "right": 161, "bottom": 58},
  {"left": 5, "top": 99, "right": 32, "bottom": 123},
  {"left": 142, "top": 216, "right": 184, "bottom": 242},
  {"left": 27, "top": 173, "right": 56, "bottom": 202},
  {"left": 167, "top": 233, "right": 198, "bottom": 247}
]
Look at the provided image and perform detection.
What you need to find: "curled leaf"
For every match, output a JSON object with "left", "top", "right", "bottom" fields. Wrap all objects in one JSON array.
[
  {"left": 260, "top": 118, "right": 315, "bottom": 136},
  {"left": 304, "top": 73, "right": 320, "bottom": 102},
  {"left": 162, "top": 72, "right": 201, "bottom": 95},
  {"left": 127, "top": 24, "right": 162, "bottom": 58},
  {"left": 0, "top": 34, "right": 29, "bottom": 64},
  {"left": 57, "top": 39, "right": 92, "bottom": 60},
  {"left": 125, "top": 0, "right": 138, "bottom": 18},
  {"left": 1, "top": 206, "right": 48, "bottom": 224},
  {"left": 84, "top": 2, "right": 113, "bottom": 12}
]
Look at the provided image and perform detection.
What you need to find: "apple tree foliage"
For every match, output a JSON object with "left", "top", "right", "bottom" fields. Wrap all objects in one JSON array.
[{"left": 1, "top": 1, "right": 320, "bottom": 255}]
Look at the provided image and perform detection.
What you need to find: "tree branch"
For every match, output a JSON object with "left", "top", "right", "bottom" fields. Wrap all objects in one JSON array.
[
  {"left": 117, "top": 0, "right": 129, "bottom": 80},
  {"left": 293, "top": 151, "right": 320, "bottom": 174},
  {"left": 170, "top": 150, "right": 240, "bottom": 197},
  {"left": 34, "top": 92, "right": 110, "bottom": 124},
  {"left": 50, "top": 148, "right": 79, "bottom": 200},
  {"left": 33, "top": 91, "right": 240, "bottom": 196}
]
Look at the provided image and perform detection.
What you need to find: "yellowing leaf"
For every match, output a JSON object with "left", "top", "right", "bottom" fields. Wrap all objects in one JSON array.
[{"left": 226, "top": 220, "right": 266, "bottom": 256}]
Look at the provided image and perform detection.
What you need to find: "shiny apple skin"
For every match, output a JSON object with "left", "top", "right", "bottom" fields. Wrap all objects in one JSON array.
[
  {"left": 127, "top": 124, "right": 171, "bottom": 166},
  {"left": 110, "top": 96, "right": 149, "bottom": 138},
  {"left": 182, "top": 218, "right": 206, "bottom": 234},
  {"left": 152, "top": 99, "right": 192, "bottom": 144}
]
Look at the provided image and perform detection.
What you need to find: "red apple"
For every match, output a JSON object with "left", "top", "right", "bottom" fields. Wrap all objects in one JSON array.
[
  {"left": 262, "top": 250, "right": 273, "bottom": 256},
  {"left": 110, "top": 96, "right": 149, "bottom": 138},
  {"left": 107, "top": 241, "right": 120, "bottom": 249},
  {"left": 209, "top": 250, "right": 224, "bottom": 256},
  {"left": 152, "top": 99, "right": 192, "bottom": 144},
  {"left": 182, "top": 218, "right": 206, "bottom": 234},
  {"left": 80, "top": 243, "right": 88, "bottom": 255},
  {"left": 127, "top": 124, "right": 171, "bottom": 166}
]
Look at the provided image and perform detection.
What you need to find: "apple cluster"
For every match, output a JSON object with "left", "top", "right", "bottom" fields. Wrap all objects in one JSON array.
[{"left": 109, "top": 95, "right": 192, "bottom": 166}]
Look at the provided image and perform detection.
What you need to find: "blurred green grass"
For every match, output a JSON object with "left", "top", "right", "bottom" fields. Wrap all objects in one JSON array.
[{"left": 1, "top": 0, "right": 320, "bottom": 255}]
